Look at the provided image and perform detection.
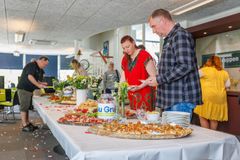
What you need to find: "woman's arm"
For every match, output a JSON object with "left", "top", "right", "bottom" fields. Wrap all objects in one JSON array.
[
  {"left": 225, "top": 78, "right": 231, "bottom": 88},
  {"left": 131, "top": 60, "right": 156, "bottom": 91},
  {"left": 139, "top": 59, "right": 156, "bottom": 89},
  {"left": 120, "top": 71, "right": 126, "bottom": 82},
  {"left": 198, "top": 69, "right": 203, "bottom": 78},
  {"left": 146, "top": 59, "right": 157, "bottom": 77}
]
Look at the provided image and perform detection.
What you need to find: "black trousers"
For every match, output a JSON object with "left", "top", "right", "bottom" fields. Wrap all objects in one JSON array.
[{"left": 105, "top": 88, "right": 118, "bottom": 94}]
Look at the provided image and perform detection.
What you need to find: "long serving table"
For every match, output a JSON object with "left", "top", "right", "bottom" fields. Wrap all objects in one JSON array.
[{"left": 33, "top": 96, "right": 240, "bottom": 160}]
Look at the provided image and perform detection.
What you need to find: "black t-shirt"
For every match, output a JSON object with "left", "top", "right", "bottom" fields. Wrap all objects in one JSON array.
[{"left": 17, "top": 61, "right": 45, "bottom": 92}]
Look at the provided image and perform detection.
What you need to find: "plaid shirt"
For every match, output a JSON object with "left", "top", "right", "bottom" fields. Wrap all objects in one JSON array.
[{"left": 156, "top": 23, "right": 202, "bottom": 109}]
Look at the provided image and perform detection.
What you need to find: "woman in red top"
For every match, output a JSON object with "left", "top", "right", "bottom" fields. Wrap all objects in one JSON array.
[{"left": 120, "top": 35, "right": 156, "bottom": 111}]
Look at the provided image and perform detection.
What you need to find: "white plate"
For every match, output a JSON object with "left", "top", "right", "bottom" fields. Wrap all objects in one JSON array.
[
  {"left": 141, "top": 120, "right": 161, "bottom": 124},
  {"left": 166, "top": 115, "right": 190, "bottom": 118},
  {"left": 167, "top": 121, "right": 190, "bottom": 125},
  {"left": 165, "top": 118, "right": 189, "bottom": 122},
  {"left": 165, "top": 117, "right": 190, "bottom": 122},
  {"left": 163, "top": 111, "right": 190, "bottom": 116}
]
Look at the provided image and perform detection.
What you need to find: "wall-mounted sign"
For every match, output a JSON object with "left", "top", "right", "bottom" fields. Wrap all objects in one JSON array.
[
  {"left": 202, "top": 51, "right": 240, "bottom": 68},
  {"left": 103, "top": 41, "right": 109, "bottom": 56}
]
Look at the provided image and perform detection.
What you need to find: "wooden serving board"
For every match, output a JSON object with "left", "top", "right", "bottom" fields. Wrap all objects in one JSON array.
[
  {"left": 59, "top": 101, "right": 76, "bottom": 105},
  {"left": 88, "top": 123, "right": 193, "bottom": 140},
  {"left": 57, "top": 121, "right": 101, "bottom": 126},
  {"left": 57, "top": 115, "right": 106, "bottom": 126}
]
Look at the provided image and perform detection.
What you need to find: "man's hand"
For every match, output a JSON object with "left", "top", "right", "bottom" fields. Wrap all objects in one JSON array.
[
  {"left": 38, "top": 82, "right": 48, "bottom": 89},
  {"left": 146, "top": 76, "right": 158, "bottom": 86},
  {"left": 38, "top": 83, "right": 47, "bottom": 89},
  {"left": 40, "top": 82, "right": 48, "bottom": 86}
]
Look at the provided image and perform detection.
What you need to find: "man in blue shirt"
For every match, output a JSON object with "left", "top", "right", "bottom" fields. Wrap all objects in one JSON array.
[{"left": 147, "top": 9, "right": 202, "bottom": 116}]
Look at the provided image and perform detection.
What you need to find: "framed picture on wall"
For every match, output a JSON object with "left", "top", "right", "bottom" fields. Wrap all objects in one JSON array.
[{"left": 103, "top": 41, "right": 109, "bottom": 56}]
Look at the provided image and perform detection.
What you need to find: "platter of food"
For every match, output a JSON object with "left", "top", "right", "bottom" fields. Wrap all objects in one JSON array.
[
  {"left": 60, "top": 100, "right": 76, "bottom": 105},
  {"left": 57, "top": 99, "right": 105, "bottom": 126},
  {"left": 59, "top": 97, "right": 76, "bottom": 105},
  {"left": 88, "top": 121, "right": 192, "bottom": 139},
  {"left": 74, "top": 99, "right": 98, "bottom": 112},
  {"left": 48, "top": 95, "right": 62, "bottom": 103},
  {"left": 57, "top": 113, "right": 106, "bottom": 126}
]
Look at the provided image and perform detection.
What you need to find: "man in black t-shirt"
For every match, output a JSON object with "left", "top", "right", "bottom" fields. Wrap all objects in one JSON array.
[{"left": 17, "top": 56, "right": 49, "bottom": 132}]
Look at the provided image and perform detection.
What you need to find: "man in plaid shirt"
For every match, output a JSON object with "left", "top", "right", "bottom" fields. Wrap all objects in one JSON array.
[{"left": 147, "top": 9, "right": 202, "bottom": 116}]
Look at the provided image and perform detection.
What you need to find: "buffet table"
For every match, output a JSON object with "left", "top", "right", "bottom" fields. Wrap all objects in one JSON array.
[{"left": 33, "top": 96, "right": 240, "bottom": 160}]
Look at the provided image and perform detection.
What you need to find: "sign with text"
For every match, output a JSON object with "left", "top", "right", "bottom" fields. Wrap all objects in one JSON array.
[{"left": 202, "top": 51, "right": 240, "bottom": 68}]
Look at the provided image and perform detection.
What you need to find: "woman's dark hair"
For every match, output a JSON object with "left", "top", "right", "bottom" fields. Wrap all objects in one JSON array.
[
  {"left": 138, "top": 44, "right": 146, "bottom": 50},
  {"left": 120, "top": 35, "right": 138, "bottom": 62},
  {"left": 121, "top": 35, "right": 135, "bottom": 44},
  {"left": 71, "top": 59, "right": 81, "bottom": 68}
]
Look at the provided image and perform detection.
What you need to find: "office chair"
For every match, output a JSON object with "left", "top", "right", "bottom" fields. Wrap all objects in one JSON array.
[{"left": 0, "top": 89, "right": 16, "bottom": 120}]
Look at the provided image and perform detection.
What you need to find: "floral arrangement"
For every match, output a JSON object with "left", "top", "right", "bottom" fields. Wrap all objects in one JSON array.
[
  {"left": 53, "top": 75, "right": 103, "bottom": 99},
  {"left": 88, "top": 75, "right": 102, "bottom": 99},
  {"left": 53, "top": 79, "right": 72, "bottom": 91},
  {"left": 88, "top": 75, "right": 102, "bottom": 89},
  {"left": 72, "top": 75, "right": 89, "bottom": 89}
]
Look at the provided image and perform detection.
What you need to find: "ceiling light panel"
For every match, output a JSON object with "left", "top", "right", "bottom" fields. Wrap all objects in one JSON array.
[
  {"left": 14, "top": 32, "right": 25, "bottom": 43},
  {"left": 171, "top": 0, "right": 215, "bottom": 15}
]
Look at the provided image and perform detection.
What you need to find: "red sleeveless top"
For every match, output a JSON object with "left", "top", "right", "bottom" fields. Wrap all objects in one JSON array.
[{"left": 121, "top": 50, "right": 155, "bottom": 111}]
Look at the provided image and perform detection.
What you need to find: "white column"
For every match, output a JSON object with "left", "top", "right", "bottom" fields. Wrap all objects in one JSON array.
[
  {"left": 23, "top": 54, "right": 26, "bottom": 67},
  {"left": 57, "top": 55, "right": 60, "bottom": 80},
  {"left": 142, "top": 24, "right": 145, "bottom": 46}
]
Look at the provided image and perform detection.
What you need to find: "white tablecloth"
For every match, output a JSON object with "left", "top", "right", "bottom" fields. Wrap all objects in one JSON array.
[{"left": 33, "top": 96, "right": 240, "bottom": 160}]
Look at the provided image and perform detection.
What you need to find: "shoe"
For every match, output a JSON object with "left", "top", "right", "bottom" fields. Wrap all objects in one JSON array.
[
  {"left": 22, "top": 124, "right": 34, "bottom": 132},
  {"left": 29, "top": 105, "right": 34, "bottom": 110},
  {"left": 29, "top": 123, "right": 39, "bottom": 130}
]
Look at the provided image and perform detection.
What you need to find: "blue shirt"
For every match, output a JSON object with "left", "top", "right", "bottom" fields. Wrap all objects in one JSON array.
[{"left": 156, "top": 23, "right": 202, "bottom": 109}]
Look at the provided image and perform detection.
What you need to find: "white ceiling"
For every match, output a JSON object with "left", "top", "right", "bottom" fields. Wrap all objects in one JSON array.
[{"left": 0, "top": 0, "right": 240, "bottom": 54}]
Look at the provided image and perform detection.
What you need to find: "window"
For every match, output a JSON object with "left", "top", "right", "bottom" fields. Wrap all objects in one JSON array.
[
  {"left": 59, "top": 55, "right": 74, "bottom": 80},
  {"left": 145, "top": 42, "right": 160, "bottom": 63},
  {"left": 130, "top": 23, "right": 161, "bottom": 64},
  {"left": 131, "top": 24, "right": 143, "bottom": 45},
  {"left": 145, "top": 24, "right": 160, "bottom": 63}
]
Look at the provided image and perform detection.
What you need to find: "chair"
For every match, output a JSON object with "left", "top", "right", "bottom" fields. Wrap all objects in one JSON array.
[
  {"left": 0, "top": 89, "right": 16, "bottom": 120},
  {"left": 0, "top": 89, "right": 5, "bottom": 119},
  {"left": 0, "top": 89, "right": 5, "bottom": 101}
]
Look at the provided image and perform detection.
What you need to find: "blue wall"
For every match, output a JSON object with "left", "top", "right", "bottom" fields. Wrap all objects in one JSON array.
[
  {"left": 0, "top": 53, "right": 74, "bottom": 78},
  {"left": 26, "top": 55, "right": 58, "bottom": 78},
  {"left": 0, "top": 53, "right": 23, "bottom": 69},
  {"left": 60, "top": 55, "right": 73, "bottom": 70}
]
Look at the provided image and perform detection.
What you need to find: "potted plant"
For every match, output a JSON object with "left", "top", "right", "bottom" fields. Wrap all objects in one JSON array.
[{"left": 72, "top": 75, "right": 89, "bottom": 105}]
